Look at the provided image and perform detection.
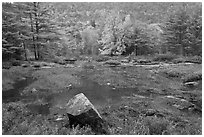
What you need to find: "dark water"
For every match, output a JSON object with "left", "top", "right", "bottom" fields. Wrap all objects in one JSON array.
[
  {"left": 50, "top": 79, "right": 138, "bottom": 108},
  {"left": 2, "top": 76, "right": 150, "bottom": 115},
  {"left": 2, "top": 77, "right": 35, "bottom": 103}
]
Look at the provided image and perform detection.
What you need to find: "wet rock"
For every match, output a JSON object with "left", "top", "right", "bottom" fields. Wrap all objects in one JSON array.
[
  {"left": 21, "top": 64, "right": 29, "bottom": 67},
  {"left": 41, "top": 66, "right": 52, "bottom": 69},
  {"left": 106, "top": 82, "right": 111, "bottom": 85},
  {"left": 184, "top": 81, "right": 199, "bottom": 87},
  {"left": 58, "top": 60, "right": 66, "bottom": 65},
  {"left": 33, "top": 63, "right": 41, "bottom": 68},
  {"left": 40, "top": 62, "right": 48, "bottom": 66},
  {"left": 66, "top": 93, "right": 109, "bottom": 134}
]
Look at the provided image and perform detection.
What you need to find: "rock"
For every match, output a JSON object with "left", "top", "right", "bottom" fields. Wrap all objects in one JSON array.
[
  {"left": 64, "top": 64, "right": 75, "bottom": 68},
  {"left": 133, "top": 94, "right": 147, "bottom": 99},
  {"left": 66, "top": 93, "right": 108, "bottom": 134},
  {"left": 41, "top": 66, "right": 52, "bottom": 69},
  {"left": 137, "top": 59, "right": 151, "bottom": 64},
  {"left": 21, "top": 64, "right": 29, "bottom": 67},
  {"left": 48, "top": 63, "right": 56, "bottom": 67},
  {"left": 39, "top": 62, "right": 48, "bottom": 66},
  {"left": 33, "top": 63, "right": 41, "bottom": 68},
  {"left": 100, "top": 49, "right": 112, "bottom": 55},
  {"left": 66, "top": 84, "right": 72, "bottom": 89},
  {"left": 31, "top": 88, "right": 38, "bottom": 93},
  {"left": 95, "top": 56, "right": 110, "bottom": 62},
  {"left": 120, "top": 59, "right": 129, "bottom": 63},
  {"left": 12, "top": 60, "right": 21, "bottom": 66},
  {"left": 184, "top": 81, "right": 199, "bottom": 87},
  {"left": 64, "top": 58, "right": 77, "bottom": 61},
  {"left": 58, "top": 60, "right": 66, "bottom": 65},
  {"left": 21, "top": 77, "right": 26, "bottom": 80},
  {"left": 144, "top": 109, "right": 157, "bottom": 116},
  {"left": 163, "top": 95, "right": 196, "bottom": 111},
  {"left": 104, "top": 60, "right": 121, "bottom": 66},
  {"left": 64, "top": 58, "right": 77, "bottom": 64}
]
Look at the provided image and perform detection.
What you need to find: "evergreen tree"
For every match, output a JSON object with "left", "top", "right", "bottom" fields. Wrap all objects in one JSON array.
[
  {"left": 163, "top": 3, "right": 201, "bottom": 56},
  {"left": 17, "top": 2, "right": 60, "bottom": 60},
  {"left": 2, "top": 3, "right": 24, "bottom": 60}
]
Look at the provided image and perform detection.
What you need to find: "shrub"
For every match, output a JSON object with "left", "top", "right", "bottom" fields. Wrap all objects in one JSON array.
[
  {"left": 11, "top": 60, "right": 21, "bottom": 66},
  {"left": 172, "top": 57, "right": 186, "bottom": 64},
  {"left": 182, "top": 73, "right": 202, "bottom": 83},
  {"left": 163, "top": 70, "right": 182, "bottom": 78},
  {"left": 108, "top": 117, "right": 149, "bottom": 135},
  {"left": 94, "top": 55, "right": 110, "bottom": 62},
  {"left": 145, "top": 117, "right": 169, "bottom": 135},
  {"left": 153, "top": 53, "right": 177, "bottom": 62},
  {"left": 185, "top": 56, "right": 202, "bottom": 64}
]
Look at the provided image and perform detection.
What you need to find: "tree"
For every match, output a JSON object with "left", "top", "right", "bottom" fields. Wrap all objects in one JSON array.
[
  {"left": 2, "top": 2, "right": 25, "bottom": 61},
  {"left": 18, "top": 2, "right": 60, "bottom": 60},
  {"left": 163, "top": 3, "right": 202, "bottom": 56},
  {"left": 187, "top": 4, "right": 202, "bottom": 56}
]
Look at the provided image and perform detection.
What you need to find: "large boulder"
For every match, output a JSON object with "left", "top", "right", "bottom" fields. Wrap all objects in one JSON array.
[{"left": 66, "top": 93, "right": 108, "bottom": 134}]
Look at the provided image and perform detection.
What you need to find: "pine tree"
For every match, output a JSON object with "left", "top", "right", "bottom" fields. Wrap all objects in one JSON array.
[
  {"left": 163, "top": 4, "right": 199, "bottom": 56},
  {"left": 2, "top": 3, "right": 25, "bottom": 60},
  {"left": 16, "top": 2, "right": 60, "bottom": 60},
  {"left": 188, "top": 5, "right": 202, "bottom": 56}
]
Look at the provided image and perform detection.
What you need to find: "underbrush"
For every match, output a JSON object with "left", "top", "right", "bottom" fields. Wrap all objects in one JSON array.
[
  {"left": 182, "top": 73, "right": 202, "bottom": 83},
  {"left": 2, "top": 58, "right": 202, "bottom": 135},
  {"left": 93, "top": 55, "right": 111, "bottom": 62},
  {"left": 172, "top": 56, "right": 202, "bottom": 64},
  {"left": 3, "top": 99, "right": 201, "bottom": 135},
  {"left": 159, "top": 63, "right": 202, "bottom": 82},
  {"left": 99, "top": 99, "right": 202, "bottom": 135},
  {"left": 2, "top": 102, "right": 94, "bottom": 135},
  {"left": 153, "top": 53, "right": 177, "bottom": 62}
]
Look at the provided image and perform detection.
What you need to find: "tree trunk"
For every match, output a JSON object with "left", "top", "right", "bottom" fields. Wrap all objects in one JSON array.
[
  {"left": 180, "top": 44, "right": 184, "bottom": 56},
  {"left": 23, "top": 42, "right": 27, "bottom": 61},
  {"left": 34, "top": 2, "right": 40, "bottom": 60},
  {"left": 134, "top": 45, "right": 137, "bottom": 56},
  {"left": 29, "top": 12, "right": 37, "bottom": 60}
]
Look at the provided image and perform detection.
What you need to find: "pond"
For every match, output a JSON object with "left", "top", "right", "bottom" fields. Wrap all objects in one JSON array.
[
  {"left": 49, "top": 77, "right": 139, "bottom": 109},
  {"left": 2, "top": 75, "right": 155, "bottom": 115},
  {"left": 2, "top": 77, "right": 35, "bottom": 103}
]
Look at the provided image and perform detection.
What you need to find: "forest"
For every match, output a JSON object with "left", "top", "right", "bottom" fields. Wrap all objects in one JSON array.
[
  {"left": 2, "top": 2, "right": 202, "bottom": 61},
  {"left": 2, "top": 2, "right": 202, "bottom": 135}
]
